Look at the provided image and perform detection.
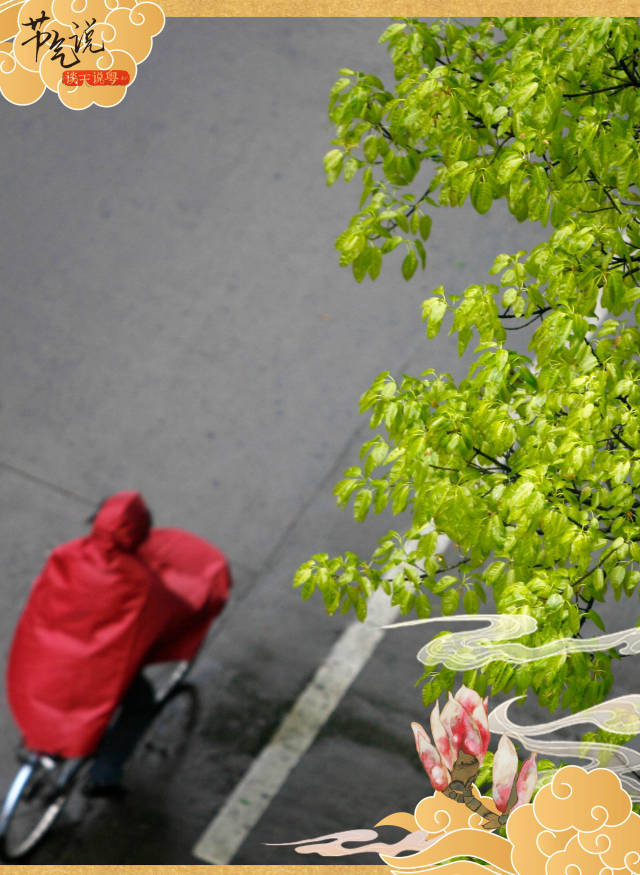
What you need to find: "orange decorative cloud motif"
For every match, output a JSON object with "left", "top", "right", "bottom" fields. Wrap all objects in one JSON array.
[
  {"left": 275, "top": 765, "right": 640, "bottom": 874},
  {"left": 507, "top": 766, "right": 640, "bottom": 875},
  {"left": 381, "top": 766, "right": 640, "bottom": 874},
  {"left": 378, "top": 788, "right": 514, "bottom": 875},
  {"left": 0, "top": 0, "right": 163, "bottom": 108}
]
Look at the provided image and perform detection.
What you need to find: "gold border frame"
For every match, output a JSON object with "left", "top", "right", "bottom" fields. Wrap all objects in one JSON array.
[
  {"left": 159, "top": 2, "right": 640, "bottom": 17},
  {"left": 3, "top": 867, "right": 389, "bottom": 873},
  {"left": 3, "top": 8, "right": 637, "bottom": 873}
]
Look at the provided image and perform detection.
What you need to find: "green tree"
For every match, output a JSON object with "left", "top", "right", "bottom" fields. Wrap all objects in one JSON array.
[{"left": 295, "top": 17, "right": 640, "bottom": 715}]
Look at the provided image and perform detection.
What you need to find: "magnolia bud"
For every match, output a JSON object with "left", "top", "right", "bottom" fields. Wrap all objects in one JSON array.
[
  {"left": 454, "top": 684, "right": 484, "bottom": 715},
  {"left": 441, "top": 693, "right": 483, "bottom": 758},
  {"left": 430, "top": 700, "right": 456, "bottom": 771},
  {"left": 470, "top": 700, "right": 491, "bottom": 761},
  {"left": 514, "top": 753, "right": 538, "bottom": 808},
  {"left": 492, "top": 735, "right": 518, "bottom": 813},
  {"left": 411, "top": 721, "right": 451, "bottom": 791}
]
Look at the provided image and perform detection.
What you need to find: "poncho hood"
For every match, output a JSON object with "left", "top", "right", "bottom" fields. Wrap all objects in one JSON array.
[{"left": 91, "top": 491, "right": 151, "bottom": 552}]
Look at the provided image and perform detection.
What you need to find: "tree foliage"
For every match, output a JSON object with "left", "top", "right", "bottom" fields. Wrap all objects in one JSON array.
[{"left": 295, "top": 17, "right": 640, "bottom": 715}]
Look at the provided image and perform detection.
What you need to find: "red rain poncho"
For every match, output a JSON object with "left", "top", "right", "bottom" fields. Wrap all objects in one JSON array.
[{"left": 6, "top": 491, "right": 231, "bottom": 758}]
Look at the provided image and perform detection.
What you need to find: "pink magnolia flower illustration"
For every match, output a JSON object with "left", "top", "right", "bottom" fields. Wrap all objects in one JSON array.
[
  {"left": 412, "top": 685, "right": 490, "bottom": 789},
  {"left": 492, "top": 734, "right": 538, "bottom": 812},
  {"left": 412, "top": 686, "right": 537, "bottom": 826}
]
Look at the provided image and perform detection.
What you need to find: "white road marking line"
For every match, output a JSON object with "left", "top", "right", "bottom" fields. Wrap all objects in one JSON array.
[
  {"left": 193, "top": 532, "right": 450, "bottom": 864},
  {"left": 192, "top": 588, "right": 397, "bottom": 863}
]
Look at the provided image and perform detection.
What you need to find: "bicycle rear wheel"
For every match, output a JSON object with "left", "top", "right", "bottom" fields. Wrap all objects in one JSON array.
[{"left": 0, "top": 756, "right": 72, "bottom": 860}]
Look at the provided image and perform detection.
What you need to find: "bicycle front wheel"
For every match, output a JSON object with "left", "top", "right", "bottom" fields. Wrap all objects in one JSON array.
[{"left": 0, "top": 757, "right": 70, "bottom": 860}]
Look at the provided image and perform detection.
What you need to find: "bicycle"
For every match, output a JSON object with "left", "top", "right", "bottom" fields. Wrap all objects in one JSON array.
[{"left": 0, "top": 658, "right": 196, "bottom": 861}]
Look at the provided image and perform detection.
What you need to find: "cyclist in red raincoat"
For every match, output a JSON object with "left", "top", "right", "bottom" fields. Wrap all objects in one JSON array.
[{"left": 6, "top": 491, "right": 232, "bottom": 795}]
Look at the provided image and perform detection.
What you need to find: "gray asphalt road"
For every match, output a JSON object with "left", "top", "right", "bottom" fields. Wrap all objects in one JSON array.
[{"left": 2, "top": 18, "right": 636, "bottom": 865}]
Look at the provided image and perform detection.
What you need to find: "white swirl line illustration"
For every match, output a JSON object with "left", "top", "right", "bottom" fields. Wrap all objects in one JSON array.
[
  {"left": 383, "top": 614, "right": 640, "bottom": 670},
  {"left": 489, "top": 697, "right": 640, "bottom": 800},
  {"left": 384, "top": 615, "right": 640, "bottom": 799}
]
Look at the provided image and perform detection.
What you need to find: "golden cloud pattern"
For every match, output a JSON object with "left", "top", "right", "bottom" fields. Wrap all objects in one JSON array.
[
  {"left": 277, "top": 764, "right": 640, "bottom": 873},
  {"left": 0, "top": 0, "right": 163, "bottom": 108},
  {"left": 378, "top": 766, "right": 640, "bottom": 874},
  {"left": 379, "top": 788, "right": 514, "bottom": 875},
  {"left": 507, "top": 766, "right": 640, "bottom": 875}
]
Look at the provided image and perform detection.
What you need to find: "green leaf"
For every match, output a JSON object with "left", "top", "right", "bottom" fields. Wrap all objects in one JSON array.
[
  {"left": 293, "top": 565, "right": 312, "bottom": 588},
  {"left": 510, "top": 480, "right": 535, "bottom": 507},
  {"left": 343, "top": 156, "right": 360, "bottom": 183},
  {"left": 419, "top": 215, "right": 432, "bottom": 240},
  {"left": 368, "top": 246, "right": 383, "bottom": 280},
  {"left": 422, "top": 296, "right": 448, "bottom": 338},
  {"left": 463, "top": 590, "right": 479, "bottom": 613},
  {"left": 392, "top": 483, "right": 410, "bottom": 514},
  {"left": 378, "top": 21, "right": 406, "bottom": 43},
  {"left": 496, "top": 151, "right": 523, "bottom": 184},
  {"left": 324, "top": 149, "right": 344, "bottom": 186},
  {"left": 431, "top": 575, "right": 458, "bottom": 595},
  {"left": 471, "top": 178, "right": 492, "bottom": 214},
  {"left": 329, "top": 77, "right": 352, "bottom": 103},
  {"left": 415, "top": 592, "right": 432, "bottom": 618},
  {"left": 402, "top": 248, "right": 418, "bottom": 281},
  {"left": 352, "top": 249, "right": 371, "bottom": 283},
  {"left": 442, "top": 589, "right": 460, "bottom": 616},
  {"left": 512, "top": 80, "right": 538, "bottom": 109},
  {"left": 609, "top": 564, "right": 625, "bottom": 599},
  {"left": 334, "top": 477, "right": 360, "bottom": 506},
  {"left": 353, "top": 489, "right": 373, "bottom": 521},
  {"left": 415, "top": 239, "right": 427, "bottom": 269},
  {"left": 364, "top": 440, "right": 388, "bottom": 476},
  {"left": 490, "top": 254, "right": 511, "bottom": 275},
  {"left": 363, "top": 135, "right": 378, "bottom": 162},
  {"left": 592, "top": 567, "right": 606, "bottom": 599},
  {"left": 374, "top": 482, "right": 390, "bottom": 513}
]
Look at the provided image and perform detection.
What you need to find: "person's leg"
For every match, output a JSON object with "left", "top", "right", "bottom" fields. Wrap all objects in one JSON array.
[{"left": 86, "top": 673, "right": 157, "bottom": 792}]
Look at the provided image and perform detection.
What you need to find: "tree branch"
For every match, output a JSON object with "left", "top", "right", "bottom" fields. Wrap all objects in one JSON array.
[
  {"left": 564, "top": 83, "right": 631, "bottom": 98},
  {"left": 442, "top": 751, "right": 511, "bottom": 831},
  {"left": 472, "top": 447, "right": 511, "bottom": 472}
]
